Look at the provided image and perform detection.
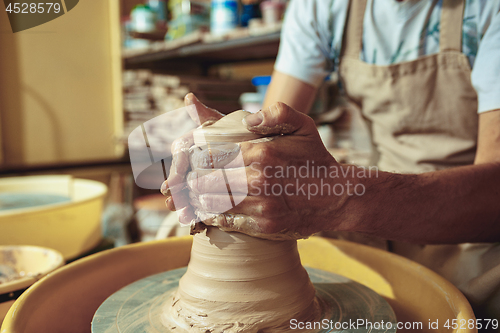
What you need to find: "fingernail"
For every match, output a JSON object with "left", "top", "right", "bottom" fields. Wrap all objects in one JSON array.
[
  {"left": 160, "top": 181, "right": 169, "bottom": 195},
  {"left": 244, "top": 112, "right": 263, "bottom": 127},
  {"left": 184, "top": 92, "right": 195, "bottom": 105},
  {"left": 165, "top": 197, "right": 175, "bottom": 210}
]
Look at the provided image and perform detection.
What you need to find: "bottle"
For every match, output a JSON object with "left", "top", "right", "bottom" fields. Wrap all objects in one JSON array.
[
  {"left": 260, "top": 0, "right": 285, "bottom": 25},
  {"left": 210, "top": 0, "right": 239, "bottom": 35},
  {"left": 240, "top": 3, "right": 261, "bottom": 27},
  {"left": 147, "top": 0, "right": 167, "bottom": 29}
]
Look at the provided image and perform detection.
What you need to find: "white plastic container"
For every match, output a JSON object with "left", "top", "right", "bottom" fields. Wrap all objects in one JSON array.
[{"left": 260, "top": 0, "right": 285, "bottom": 25}]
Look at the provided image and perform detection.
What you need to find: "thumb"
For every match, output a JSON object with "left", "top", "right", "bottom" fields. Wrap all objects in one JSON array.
[
  {"left": 185, "top": 93, "right": 224, "bottom": 126},
  {"left": 243, "top": 102, "right": 317, "bottom": 136}
]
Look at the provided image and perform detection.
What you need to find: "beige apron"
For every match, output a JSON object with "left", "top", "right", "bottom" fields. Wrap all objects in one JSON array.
[{"left": 338, "top": 0, "right": 500, "bottom": 320}]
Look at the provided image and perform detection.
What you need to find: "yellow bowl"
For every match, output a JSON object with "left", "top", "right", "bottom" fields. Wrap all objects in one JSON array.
[
  {"left": 1, "top": 236, "right": 475, "bottom": 333},
  {"left": 0, "top": 245, "right": 64, "bottom": 295},
  {"left": 0, "top": 176, "right": 107, "bottom": 260}
]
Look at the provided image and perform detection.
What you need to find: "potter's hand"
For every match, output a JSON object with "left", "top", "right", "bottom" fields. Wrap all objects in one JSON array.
[
  {"left": 188, "top": 102, "right": 356, "bottom": 240},
  {"left": 161, "top": 93, "right": 224, "bottom": 224}
]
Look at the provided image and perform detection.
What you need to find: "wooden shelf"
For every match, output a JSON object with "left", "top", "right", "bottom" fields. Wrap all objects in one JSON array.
[{"left": 123, "top": 28, "right": 281, "bottom": 69}]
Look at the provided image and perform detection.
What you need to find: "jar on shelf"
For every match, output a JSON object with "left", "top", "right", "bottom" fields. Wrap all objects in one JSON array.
[
  {"left": 131, "top": 4, "right": 156, "bottom": 33},
  {"left": 210, "top": 0, "right": 239, "bottom": 35}
]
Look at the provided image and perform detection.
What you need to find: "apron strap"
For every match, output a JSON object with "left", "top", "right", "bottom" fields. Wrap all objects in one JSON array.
[
  {"left": 440, "top": 0, "right": 465, "bottom": 52},
  {"left": 342, "top": 0, "right": 368, "bottom": 58}
]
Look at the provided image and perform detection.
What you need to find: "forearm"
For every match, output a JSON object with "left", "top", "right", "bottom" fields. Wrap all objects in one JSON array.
[
  {"left": 263, "top": 71, "right": 318, "bottom": 114},
  {"left": 338, "top": 163, "right": 500, "bottom": 244}
]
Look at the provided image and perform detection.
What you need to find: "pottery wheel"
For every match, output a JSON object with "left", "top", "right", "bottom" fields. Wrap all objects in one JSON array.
[{"left": 91, "top": 267, "right": 397, "bottom": 333}]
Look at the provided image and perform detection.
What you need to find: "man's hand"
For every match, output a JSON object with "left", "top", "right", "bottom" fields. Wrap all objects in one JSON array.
[
  {"left": 185, "top": 102, "right": 361, "bottom": 239},
  {"left": 162, "top": 96, "right": 500, "bottom": 243},
  {"left": 161, "top": 93, "right": 224, "bottom": 224}
]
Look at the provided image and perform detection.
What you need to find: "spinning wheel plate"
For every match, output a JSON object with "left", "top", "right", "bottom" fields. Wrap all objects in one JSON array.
[{"left": 92, "top": 267, "right": 397, "bottom": 333}]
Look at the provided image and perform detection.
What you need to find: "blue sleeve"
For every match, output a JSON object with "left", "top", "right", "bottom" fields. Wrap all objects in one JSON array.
[
  {"left": 274, "top": 0, "right": 347, "bottom": 87},
  {"left": 472, "top": 3, "right": 500, "bottom": 113}
]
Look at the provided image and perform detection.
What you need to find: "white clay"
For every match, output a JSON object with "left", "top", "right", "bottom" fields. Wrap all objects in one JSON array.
[
  {"left": 162, "top": 227, "right": 320, "bottom": 332},
  {"left": 193, "top": 110, "right": 263, "bottom": 146}
]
